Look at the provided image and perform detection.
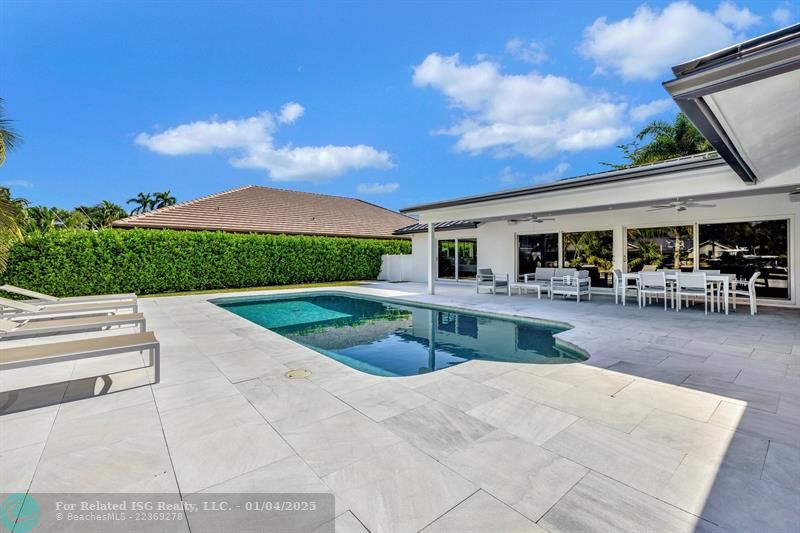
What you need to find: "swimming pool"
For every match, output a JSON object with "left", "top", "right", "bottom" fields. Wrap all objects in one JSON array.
[{"left": 213, "top": 293, "right": 587, "bottom": 377}]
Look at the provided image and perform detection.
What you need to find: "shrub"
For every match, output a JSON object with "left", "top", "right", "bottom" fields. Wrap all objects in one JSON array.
[{"left": 1, "top": 229, "right": 410, "bottom": 296}]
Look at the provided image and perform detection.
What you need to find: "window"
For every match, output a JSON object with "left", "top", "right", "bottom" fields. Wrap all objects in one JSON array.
[
  {"left": 562, "top": 230, "right": 614, "bottom": 288},
  {"left": 518, "top": 233, "right": 558, "bottom": 279},
  {"left": 627, "top": 225, "right": 694, "bottom": 272},
  {"left": 698, "top": 220, "right": 789, "bottom": 299}
]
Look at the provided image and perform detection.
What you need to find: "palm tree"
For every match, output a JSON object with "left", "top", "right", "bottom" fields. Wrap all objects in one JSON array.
[
  {"left": 26, "top": 206, "right": 59, "bottom": 234},
  {"left": 127, "top": 192, "right": 155, "bottom": 215},
  {"left": 604, "top": 113, "right": 713, "bottom": 169},
  {"left": 153, "top": 190, "right": 177, "bottom": 209},
  {"left": 0, "top": 187, "right": 28, "bottom": 270},
  {"left": 96, "top": 200, "right": 128, "bottom": 226},
  {"left": 77, "top": 201, "right": 126, "bottom": 228},
  {"left": 0, "top": 98, "right": 21, "bottom": 168}
]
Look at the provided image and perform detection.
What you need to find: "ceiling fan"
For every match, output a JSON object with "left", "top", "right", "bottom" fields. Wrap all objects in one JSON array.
[
  {"left": 508, "top": 214, "right": 556, "bottom": 225},
  {"left": 648, "top": 198, "right": 716, "bottom": 212}
]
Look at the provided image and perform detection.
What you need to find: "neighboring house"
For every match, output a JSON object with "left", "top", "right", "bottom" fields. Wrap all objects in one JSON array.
[
  {"left": 398, "top": 26, "right": 800, "bottom": 307},
  {"left": 113, "top": 185, "right": 414, "bottom": 240}
]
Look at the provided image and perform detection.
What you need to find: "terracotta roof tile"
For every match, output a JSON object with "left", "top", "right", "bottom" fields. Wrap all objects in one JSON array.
[{"left": 112, "top": 185, "right": 414, "bottom": 239}]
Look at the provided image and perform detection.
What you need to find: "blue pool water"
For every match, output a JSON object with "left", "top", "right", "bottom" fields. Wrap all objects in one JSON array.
[{"left": 213, "top": 293, "right": 587, "bottom": 377}]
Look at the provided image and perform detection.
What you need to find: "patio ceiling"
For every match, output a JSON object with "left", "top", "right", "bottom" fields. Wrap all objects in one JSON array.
[{"left": 665, "top": 24, "right": 800, "bottom": 184}]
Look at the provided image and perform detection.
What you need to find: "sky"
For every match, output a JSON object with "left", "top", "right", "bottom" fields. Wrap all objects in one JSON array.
[{"left": 1, "top": 0, "right": 795, "bottom": 212}]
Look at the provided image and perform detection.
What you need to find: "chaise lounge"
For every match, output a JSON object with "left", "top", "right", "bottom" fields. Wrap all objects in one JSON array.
[
  {"left": 0, "top": 313, "right": 146, "bottom": 340},
  {"left": 0, "top": 331, "right": 161, "bottom": 383}
]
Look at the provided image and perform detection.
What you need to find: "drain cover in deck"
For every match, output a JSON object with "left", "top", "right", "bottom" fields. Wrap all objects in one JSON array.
[{"left": 285, "top": 369, "right": 311, "bottom": 379}]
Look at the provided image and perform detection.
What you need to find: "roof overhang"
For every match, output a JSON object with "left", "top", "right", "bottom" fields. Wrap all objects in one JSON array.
[{"left": 664, "top": 24, "right": 800, "bottom": 184}]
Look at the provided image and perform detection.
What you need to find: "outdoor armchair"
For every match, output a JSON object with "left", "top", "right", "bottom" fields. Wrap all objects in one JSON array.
[
  {"left": 550, "top": 270, "right": 591, "bottom": 302},
  {"left": 476, "top": 269, "right": 510, "bottom": 295}
]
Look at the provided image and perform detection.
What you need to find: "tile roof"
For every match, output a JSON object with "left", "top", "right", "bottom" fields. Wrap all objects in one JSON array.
[{"left": 112, "top": 185, "right": 414, "bottom": 239}]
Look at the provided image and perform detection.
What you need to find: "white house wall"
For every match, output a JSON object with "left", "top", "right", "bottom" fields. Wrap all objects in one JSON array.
[{"left": 409, "top": 191, "right": 799, "bottom": 307}]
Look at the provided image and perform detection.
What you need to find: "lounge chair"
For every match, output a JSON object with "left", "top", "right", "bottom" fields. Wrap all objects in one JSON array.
[
  {"left": 0, "top": 331, "right": 160, "bottom": 383},
  {"left": 0, "top": 296, "right": 137, "bottom": 319},
  {"left": 1, "top": 284, "right": 137, "bottom": 309},
  {"left": 0, "top": 313, "right": 146, "bottom": 340},
  {"left": 476, "top": 269, "right": 510, "bottom": 295}
]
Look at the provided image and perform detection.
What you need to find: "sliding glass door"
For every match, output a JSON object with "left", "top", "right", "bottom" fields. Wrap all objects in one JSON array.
[
  {"left": 437, "top": 240, "right": 457, "bottom": 279},
  {"left": 518, "top": 233, "right": 559, "bottom": 279},
  {"left": 698, "top": 219, "right": 789, "bottom": 299},
  {"left": 562, "top": 230, "right": 614, "bottom": 288},
  {"left": 438, "top": 239, "right": 478, "bottom": 281},
  {"left": 457, "top": 239, "right": 478, "bottom": 279}
]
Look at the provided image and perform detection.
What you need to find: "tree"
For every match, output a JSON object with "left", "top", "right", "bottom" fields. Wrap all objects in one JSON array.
[
  {"left": 153, "top": 190, "right": 176, "bottom": 209},
  {"left": 26, "top": 206, "right": 59, "bottom": 234},
  {"left": 127, "top": 192, "right": 155, "bottom": 215},
  {"left": 0, "top": 98, "right": 21, "bottom": 168},
  {"left": 97, "top": 200, "right": 128, "bottom": 226},
  {"left": 78, "top": 201, "right": 128, "bottom": 228},
  {"left": 604, "top": 112, "right": 713, "bottom": 169},
  {"left": 0, "top": 187, "right": 28, "bottom": 270}
]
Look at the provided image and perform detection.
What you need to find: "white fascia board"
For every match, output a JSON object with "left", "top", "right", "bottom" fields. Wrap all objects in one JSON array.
[{"left": 416, "top": 165, "right": 797, "bottom": 224}]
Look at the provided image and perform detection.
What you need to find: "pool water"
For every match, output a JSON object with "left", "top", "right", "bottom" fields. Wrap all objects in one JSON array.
[{"left": 213, "top": 293, "right": 587, "bottom": 377}]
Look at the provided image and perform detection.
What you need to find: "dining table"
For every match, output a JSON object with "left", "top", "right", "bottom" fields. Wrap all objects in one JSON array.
[{"left": 621, "top": 272, "right": 734, "bottom": 314}]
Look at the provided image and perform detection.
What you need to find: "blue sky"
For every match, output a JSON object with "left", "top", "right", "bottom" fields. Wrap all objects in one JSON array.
[{"left": 1, "top": 0, "right": 794, "bottom": 212}]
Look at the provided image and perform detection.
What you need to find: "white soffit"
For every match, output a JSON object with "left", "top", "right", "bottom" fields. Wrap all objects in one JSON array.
[{"left": 704, "top": 69, "right": 800, "bottom": 181}]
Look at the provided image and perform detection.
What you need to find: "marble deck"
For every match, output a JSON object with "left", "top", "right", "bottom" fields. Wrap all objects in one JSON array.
[{"left": 1, "top": 282, "right": 799, "bottom": 532}]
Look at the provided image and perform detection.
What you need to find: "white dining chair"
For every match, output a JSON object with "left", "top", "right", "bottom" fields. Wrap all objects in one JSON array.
[
  {"left": 639, "top": 272, "right": 669, "bottom": 310},
  {"left": 676, "top": 273, "right": 709, "bottom": 314},
  {"left": 612, "top": 269, "right": 638, "bottom": 305},
  {"left": 731, "top": 272, "right": 761, "bottom": 315}
]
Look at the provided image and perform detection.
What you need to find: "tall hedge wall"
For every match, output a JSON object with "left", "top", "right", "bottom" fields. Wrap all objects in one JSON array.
[{"left": 2, "top": 229, "right": 411, "bottom": 297}]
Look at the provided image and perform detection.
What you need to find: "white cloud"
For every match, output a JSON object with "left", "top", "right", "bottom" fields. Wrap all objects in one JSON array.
[
  {"left": 505, "top": 38, "right": 548, "bottom": 65},
  {"left": 135, "top": 104, "right": 392, "bottom": 182},
  {"left": 356, "top": 182, "right": 400, "bottom": 194},
  {"left": 278, "top": 102, "right": 304, "bottom": 124},
  {"left": 715, "top": 1, "right": 761, "bottom": 30},
  {"left": 496, "top": 166, "right": 523, "bottom": 184},
  {"left": 579, "top": 2, "right": 758, "bottom": 81},
  {"left": 135, "top": 113, "right": 274, "bottom": 156},
  {"left": 531, "top": 162, "right": 571, "bottom": 183},
  {"left": 1, "top": 179, "right": 33, "bottom": 189},
  {"left": 630, "top": 98, "right": 675, "bottom": 122},
  {"left": 772, "top": 6, "right": 792, "bottom": 25},
  {"left": 413, "top": 53, "right": 631, "bottom": 159},
  {"left": 233, "top": 145, "right": 393, "bottom": 181}
]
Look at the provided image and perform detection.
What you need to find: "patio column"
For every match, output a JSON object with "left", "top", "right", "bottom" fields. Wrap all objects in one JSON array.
[{"left": 427, "top": 222, "right": 436, "bottom": 295}]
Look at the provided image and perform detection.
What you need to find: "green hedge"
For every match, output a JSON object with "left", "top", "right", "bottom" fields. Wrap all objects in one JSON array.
[{"left": 1, "top": 229, "right": 411, "bottom": 297}]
